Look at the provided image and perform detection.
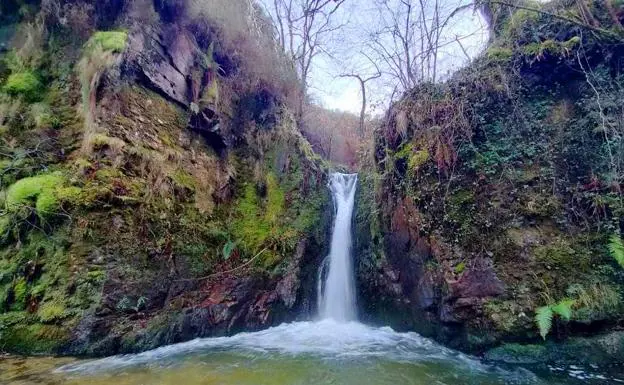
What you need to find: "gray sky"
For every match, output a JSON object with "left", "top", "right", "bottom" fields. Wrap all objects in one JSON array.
[{"left": 259, "top": 0, "right": 490, "bottom": 114}]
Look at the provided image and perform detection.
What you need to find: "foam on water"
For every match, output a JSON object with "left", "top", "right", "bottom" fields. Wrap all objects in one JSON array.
[{"left": 58, "top": 320, "right": 496, "bottom": 375}]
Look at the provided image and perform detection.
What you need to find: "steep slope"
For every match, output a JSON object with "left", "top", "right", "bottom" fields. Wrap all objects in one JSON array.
[
  {"left": 356, "top": 0, "right": 624, "bottom": 360},
  {"left": 0, "top": 0, "right": 331, "bottom": 355}
]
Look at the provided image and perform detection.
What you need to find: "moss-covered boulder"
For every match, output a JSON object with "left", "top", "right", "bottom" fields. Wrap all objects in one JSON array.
[{"left": 485, "top": 332, "right": 624, "bottom": 366}]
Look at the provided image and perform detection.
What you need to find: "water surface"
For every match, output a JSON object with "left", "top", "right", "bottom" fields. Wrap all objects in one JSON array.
[{"left": 2, "top": 320, "right": 622, "bottom": 385}]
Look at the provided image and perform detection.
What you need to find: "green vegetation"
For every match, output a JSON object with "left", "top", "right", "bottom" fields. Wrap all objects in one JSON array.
[
  {"left": 86, "top": 31, "right": 128, "bottom": 54},
  {"left": 5, "top": 172, "right": 65, "bottom": 219},
  {"left": 609, "top": 234, "right": 624, "bottom": 268},
  {"left": 535, "top": 299, "right": 575, "bottom": 339},
  {"left": 38, "top": 300, "right": 67, "bottom": 323},
  {"left": 0, "top": 0, "right": 332, "bottom": 358},
  {"left": 2, "top": 71, "right": 42, "bottom": 101},
  {"left": 486, "top": 47, "right": 513, "bottom": 63}
]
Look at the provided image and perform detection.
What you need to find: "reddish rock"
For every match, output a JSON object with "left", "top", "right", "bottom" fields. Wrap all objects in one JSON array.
[{"left": 449, "top": 258, "right": 505, "bottom": 299}]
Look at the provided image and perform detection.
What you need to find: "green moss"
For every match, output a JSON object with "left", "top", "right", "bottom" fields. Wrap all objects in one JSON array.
[
  {"left": 409, "top": 149, "right": 429, "bottom": 170},
  {"left": 35, "top": 190, "right": 60, "bottom": 219},
  {"left": 562, "top": 36, "right": 580, "bottom": 50},
  {"left": 503, "top": 8, "right": 540, "bottom": 38},
  {"left": 523, "top": 39, "right": 561, "bottom": 58},
  {"left": 487, "top": 47, "right": 513, "bottom": 63},
  {"left": 87, "top": 31, "right": 128, "bottom": 53},
  {"left": 3, "top": 71, "right": 42, "bottom": 101},
  {"left": 201, "top": 78, "right": 219, "bottom": 106},
  {"left": 0, "top": 216, "right": 12, "bottom": 238},
  {"left": 395, "top": 142, "right": 430, "bottom": 172},
  {"left": 5, "top": 172, "right": 65, "bottom": 219},
  {"left": 171, "top": 170, "right": 196, "bottom": 191},
  {"left": 37, "top": 300, "right": 67, "bottom": 323},
  {"left": 533, "top": 238, "right": 591, "bottom": 273},
  {"left": 0, "top": 323, "right": 69, "bottom": 354},
  {"left": 232, "top": 183, "right": 271, "bottom": 253},
  {"left": 265, "top": 173, "right": 285, "bottom": 224},
  {"left": 12, "top": 277, "right": 27, "bottom": 309}
]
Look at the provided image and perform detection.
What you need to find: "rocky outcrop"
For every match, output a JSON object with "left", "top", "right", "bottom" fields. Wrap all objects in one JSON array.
[
  {"left": 122, "top": 4, "right": 230, "bottom": 153},
  {"left": 356, "top": 1, "right": 624, "bottom": 356},
  {"left": 0, "top": 0, "right": 331, "bottom": 357}
]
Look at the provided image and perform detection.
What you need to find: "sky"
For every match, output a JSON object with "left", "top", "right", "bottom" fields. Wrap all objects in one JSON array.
[{"left": 259, "top": 0, "right": 490, "bottom": 115}]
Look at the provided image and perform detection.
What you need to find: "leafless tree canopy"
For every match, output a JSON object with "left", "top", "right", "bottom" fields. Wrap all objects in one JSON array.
[
  {"left": 265, "top": 0, "right": 348, "bottom": 117},
  {"left": 365, "top": 0, "right": 477, "bottom": 92}
]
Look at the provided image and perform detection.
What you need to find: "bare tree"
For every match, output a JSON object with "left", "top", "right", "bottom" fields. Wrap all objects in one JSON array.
[
  {"left": 339, "top": 54, "right": 382, "bottom": 137},
  {"left": 366, "top": 0, "right": 476, "bottom": 91},
  {"left": 264, "top": 0, "right": 348, "bottom": 119}
]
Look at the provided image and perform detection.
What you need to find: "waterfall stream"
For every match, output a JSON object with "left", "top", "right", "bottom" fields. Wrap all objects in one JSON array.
[{"left": 319, "top": 173, "right": 358, "bottom": 321}]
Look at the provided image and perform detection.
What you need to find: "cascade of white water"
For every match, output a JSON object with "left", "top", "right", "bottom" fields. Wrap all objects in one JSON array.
[{"left": 319, "top": 172, "right": 358, "bottom": 322}]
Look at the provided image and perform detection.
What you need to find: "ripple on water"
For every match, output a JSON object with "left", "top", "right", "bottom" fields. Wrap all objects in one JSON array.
[
  {"left": 0, "top": 320, "right": 610, "bottom": 385},
  {"left": 52, "top": 320, "right": 541, "bottom": 385}
]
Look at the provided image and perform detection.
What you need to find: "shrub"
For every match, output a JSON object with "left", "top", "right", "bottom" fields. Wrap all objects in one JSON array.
[{"left": 2, "top": 71, "right": 42, "bottom": 101}]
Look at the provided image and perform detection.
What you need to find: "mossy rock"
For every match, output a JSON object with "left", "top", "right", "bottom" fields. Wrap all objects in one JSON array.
[
  {"left": 487, "top": 47, "right": 513, "bottom": 63},
  {"left": 485, "top": 343, "right": 550, "bottom": 364},
  {"left": 485, "top": 332, "right": 624, "bottom": 365},
  {"left": 0, "top": 323, "right": 70, "bottom": 354}
]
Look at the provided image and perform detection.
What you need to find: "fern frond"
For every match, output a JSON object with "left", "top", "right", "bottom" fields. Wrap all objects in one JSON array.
[
  {"left": 535, "top": 305, "right": 554, "bottom": 340},
  {"left": 608, "top": 234, "right": 624, "bottom": 269},
  {"left": 552, "top": 299, "right": 575, "bottom": 321},
  {"left": 222, "top": 240, "right": 237, "bottom": 260}
]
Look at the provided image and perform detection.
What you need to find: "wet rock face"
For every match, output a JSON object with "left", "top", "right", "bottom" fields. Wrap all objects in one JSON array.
[
  {"left": 448, "top": 258, "right": 504, "bottom": 300},
  {"left": 356, "top": 191, "right": 507, "bottom": 351},
  {"left": 123, "top": 19, "right": 229, "bottom": 153},
  {"left": 67, "top": 252, "right": 317, "bottom": 356},
  {"left": 122, "top": 18, "right": 280, "bottom": 155},
  {"left": 125, "top": 25, "right": 198, "bottom": 106}
]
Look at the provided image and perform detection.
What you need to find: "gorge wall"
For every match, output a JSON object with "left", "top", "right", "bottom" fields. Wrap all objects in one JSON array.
[
  {"left": 355, "top": 0, "right": 624, "bottom": 361},
  {"left": 0, "top": 0, "right": 332, "bottom": 355}
]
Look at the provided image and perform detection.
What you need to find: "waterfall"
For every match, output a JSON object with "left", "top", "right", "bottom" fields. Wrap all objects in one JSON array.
[{"left": 319, "top": 172, "right": 358, "bottom": 322}]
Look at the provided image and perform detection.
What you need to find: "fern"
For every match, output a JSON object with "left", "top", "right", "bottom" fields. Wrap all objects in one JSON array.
[
  {"left": 535, "top": 306, "right": 553, "bottom": 340},
  {"left": 552, "top": 299, "right": 575, "bottom": 321},
  {"left": 609, "top": 234, "right": 624, "bottom": 268},
  {"left": 222, "top": 240, "right": 237, "bottom": 260}
]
